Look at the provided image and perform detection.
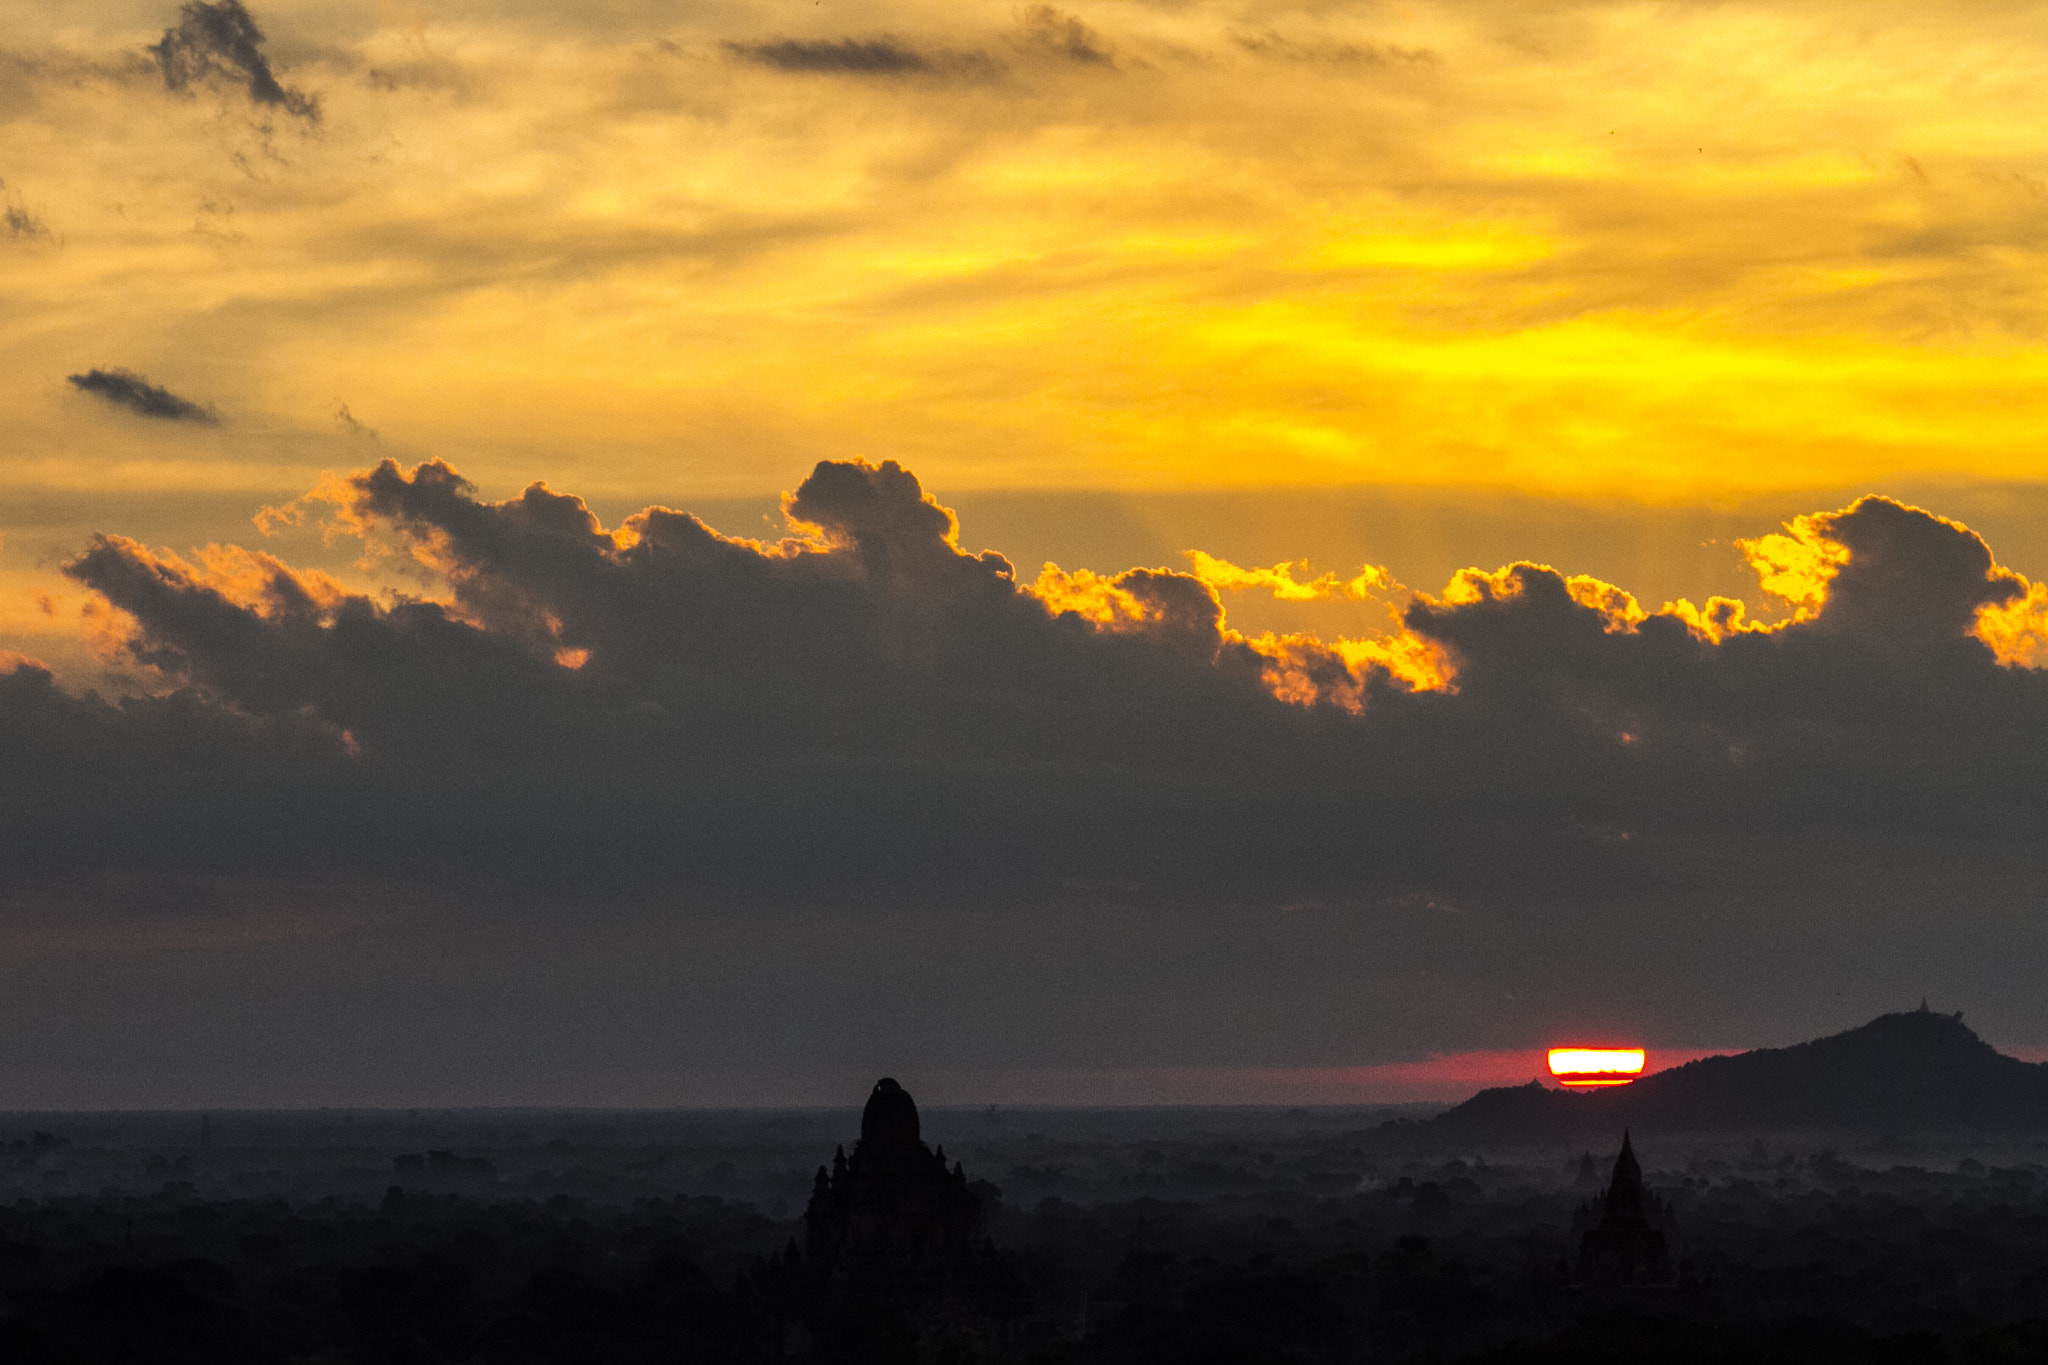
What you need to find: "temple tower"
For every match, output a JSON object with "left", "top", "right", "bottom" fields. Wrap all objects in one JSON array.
[
  {"left": 803, "top": 1078, "right": 986, "bottom": 1291},
  {"left": 1571, "top": 1131, "right": 1680, "bottom": 1287}
]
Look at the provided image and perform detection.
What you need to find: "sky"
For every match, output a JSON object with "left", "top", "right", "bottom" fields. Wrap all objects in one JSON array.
[{"left": 3, "top": 0, "right": 2048, "bottom": 1107}]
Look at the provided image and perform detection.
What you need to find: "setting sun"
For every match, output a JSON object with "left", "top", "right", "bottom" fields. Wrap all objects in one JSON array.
[{"left": 1547, "top": 1048, "right": 1647, "bottom": 1088}]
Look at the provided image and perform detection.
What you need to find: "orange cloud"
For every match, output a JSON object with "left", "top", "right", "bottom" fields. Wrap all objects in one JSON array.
[
  {"left": 1038, "top": 557, "right": 1451, "bottom": 707},
  {"left": 187, "top": 543, "right": 354, "bottom": 620},
  {"left": 1046, "top": 488, "right": 2048, "bottom": 716},
  {"left": 1030, "top": 564, "right": 1177, "bottom": 633},
  {"left": 1242, "top": 632, "right": 1451, "bottom": 708},
  {"left": 1977, "top": 577, "right": 2048, "bottom": 668},
  {"left": 1330, "top": 633, "right": 1455, "bottom": 694},
  {"left": 1186, "top": 551, "right": 1392, "bottom": 603},
  {"left": 1660, "top": 595, "right": 1760, "bottom": 645},
  {"left": 1434, "top": 563, "right": 1647, "bottom": 634},
  {"left": 1737, "top": 514, "right": 1852, "bottom": 621}
]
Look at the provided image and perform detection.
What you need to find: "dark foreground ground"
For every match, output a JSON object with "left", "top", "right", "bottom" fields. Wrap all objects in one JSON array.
[{"left": 5, "top": 1106, "right": 2048, "bottom": 1363}]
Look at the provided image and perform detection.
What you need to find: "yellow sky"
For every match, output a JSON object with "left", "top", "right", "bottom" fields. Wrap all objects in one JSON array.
[{"left": 6, "top": 0, "right": 2048, "bottom": 668}]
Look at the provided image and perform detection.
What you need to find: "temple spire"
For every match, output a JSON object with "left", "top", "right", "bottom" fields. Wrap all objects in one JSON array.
[
  {"left": 1574, "top": 1129, "right": 1678, "bottom": 1286},
  {"left": 1605, "top": 1129, "right": 1647, "bottom": 1221}
]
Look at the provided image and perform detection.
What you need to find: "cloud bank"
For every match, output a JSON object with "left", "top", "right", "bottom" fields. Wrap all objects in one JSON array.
[
  {"left": 34, "top": 455, "right": 2048, "bottom": 894},
  {"left": 2, "top": 458, "right": 2046, "bottom": 1097},
  {"left": 8, "top": 0, "right": 2048, "bottom": 1093}
]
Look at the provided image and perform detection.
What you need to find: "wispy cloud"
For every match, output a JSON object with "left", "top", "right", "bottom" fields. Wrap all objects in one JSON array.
[
  {"left": 7, "top": 2, "right": 2048, "bottom": 503},
  {"left": 67, "top": 368, "right": 217, "bottom": 423},
  {"left": 150, "top": 0, "right": 319, "bottom": 122},
  {"left": 1, "top": 182, "right": 54, "bottom": 244},
  {"left": 1016, "top": 6, "right": 1114, "bottom": 66},
  {"left": 334, "top": 403, "right": 378, "bottom": 439},
  {"left": 5, "top": 208, "right": 52, "bottom": 246},
  {"left": 727, "top": 37, "right": 937, "bottom": 75},
  {"left": 1230, "top": 30, "right": 1437, "bottom": 66}
]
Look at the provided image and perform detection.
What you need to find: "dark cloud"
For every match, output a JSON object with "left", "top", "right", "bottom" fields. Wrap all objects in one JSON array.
[
  {"left": 1802, "top": 497, "right": 2022, "bottom": 651},
  {"left": 7, "top": 462, "right": 2048, "bottom": 1089},
  {"left": 1017, "top": 6, "right": 1114, "bottom": 66},
  {"left": 726, "top": 37, "right": 929, "bottom": 74},
  {"left": 1230, "top": 31, "right": 1439, "bottom": 66},
  {"left": 335, "top": 403, "right": 377, "bottom": 439},
  {"left": 3, "top": 205, "right": 47, "bottom": 240},
  {"left": 39, "top": 462, "right": 2048, "bottom": 889},
  {"left": 150, "top": 0, "right": 320, "bottom": 123},
  {"left": 2, "top": 188, "right": 53, "bottom": 244},
  {"left": 66, "top": 368, "right": 217, "bottom": 423},
  {"left": 723, "top": 37, "right": 997, "bottom": 81}
]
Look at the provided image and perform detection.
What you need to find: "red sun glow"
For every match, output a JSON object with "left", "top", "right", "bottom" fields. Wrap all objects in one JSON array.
[{"left": 1547, "top": 1048, "right": 1646, "bottom": 1088}]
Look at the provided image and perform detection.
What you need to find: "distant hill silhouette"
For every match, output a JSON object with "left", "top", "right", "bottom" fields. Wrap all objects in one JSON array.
[{"left": 1421, "top": 1007, "right": 2048, "bottom": 1141}]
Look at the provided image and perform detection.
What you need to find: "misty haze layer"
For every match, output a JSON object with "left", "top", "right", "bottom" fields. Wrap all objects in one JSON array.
[{"left": 0, "top": 459, "right": 2043, "bottom": 1103}]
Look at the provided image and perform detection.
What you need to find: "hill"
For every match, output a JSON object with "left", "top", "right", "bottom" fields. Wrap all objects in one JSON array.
[{"left": 1419, "top": 1007, "right": 2048, "bottom": 1142}]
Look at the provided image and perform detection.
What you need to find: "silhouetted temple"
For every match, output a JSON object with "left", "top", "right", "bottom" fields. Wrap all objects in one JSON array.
[
  {"left": 1571, "top": 1131, "right": 1680, "bottom": 1287},
  {"left": 803, "top": 1078, "right": 988, "bottom": 1291},
  {"left": 752, "top": 1077, "right": 1033, "bottom": 1356}
]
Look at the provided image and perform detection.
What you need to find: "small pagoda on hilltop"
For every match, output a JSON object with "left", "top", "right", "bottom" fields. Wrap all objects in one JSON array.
[{"left": 1571, "top": 1131, "right": 1681, "bottom": 1287}]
